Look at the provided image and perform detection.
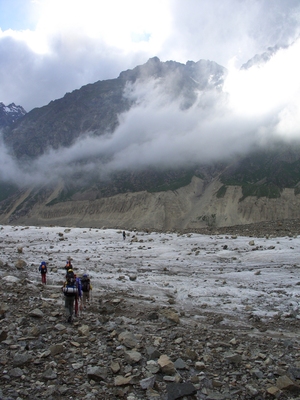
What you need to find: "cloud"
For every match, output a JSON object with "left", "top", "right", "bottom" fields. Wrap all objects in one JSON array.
[
  {"left": 2, "top": 38, "right": 300, "bottom": 188},
  {"left": 1, "top": 2, "right": 300, "bottom": 188},
  {"left": 1, "top": 0, "right": 300, "bottom": 111}
]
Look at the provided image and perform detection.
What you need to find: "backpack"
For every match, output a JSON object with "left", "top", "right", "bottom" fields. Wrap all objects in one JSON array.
[
  {"left": 41, "top": 264, "right": 47, "bottom": 274},
  {"left": 63, "top": 270, "right": 78, "bottom": 296},
  {"left": 66, "top": 270, "right": 75, "bottom": 285},
  {"left": 81, "top": 277, "right": 90, "bottom": 292}
]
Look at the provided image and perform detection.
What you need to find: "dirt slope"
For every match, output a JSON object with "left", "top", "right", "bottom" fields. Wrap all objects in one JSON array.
[{"left": 2, "top": 177, "right": 300, "bottom": 230}]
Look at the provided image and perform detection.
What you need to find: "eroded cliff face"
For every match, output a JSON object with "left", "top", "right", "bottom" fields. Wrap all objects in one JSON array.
[{"left": 1, "top": 176, "right": 300, "bottom": 230}]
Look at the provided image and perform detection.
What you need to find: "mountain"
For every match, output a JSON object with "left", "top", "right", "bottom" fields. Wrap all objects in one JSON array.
[
  {"left": 1, "top": 57, "right": 300, "bottom": 230},
  {"left": 2, "top": 57, "right": 225, "bottom": 159},
  {"left": 0, "top": 102, "right": 26, "bottom": 129}
]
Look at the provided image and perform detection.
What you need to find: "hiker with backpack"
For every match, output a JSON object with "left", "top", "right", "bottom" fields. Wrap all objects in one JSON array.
[
  {"left": 39, "top": 261, "right": 47, "bottom": 284},
  {"left": 62, "top": 269, "right": 78, "bottom": 323},
  {"left": 81, "top": 274, "right": 92, "bottom": 308}
]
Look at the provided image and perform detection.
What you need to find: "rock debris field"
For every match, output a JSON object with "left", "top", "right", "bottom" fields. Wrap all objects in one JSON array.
[{"left": 1, "top": 224, "right": 300, "bottom": 400}]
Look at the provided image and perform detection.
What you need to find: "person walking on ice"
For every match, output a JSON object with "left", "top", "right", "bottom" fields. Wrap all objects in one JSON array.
[
  {"left": 81, "top": 274, "right": 92, "bottom": 308},
  {"left": 123, "top": 231, "right": 126, "bottom": 240},
  {"left": 39, "top": 261, "right": 47, "bottom": 284},
  {"left": 62, "top": 269, "right": 78, "bottom": 323}
]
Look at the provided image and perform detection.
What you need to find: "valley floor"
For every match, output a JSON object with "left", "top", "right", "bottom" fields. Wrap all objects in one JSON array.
[{"left": 1, "top": 223, "right": 300, "bottom": 399}]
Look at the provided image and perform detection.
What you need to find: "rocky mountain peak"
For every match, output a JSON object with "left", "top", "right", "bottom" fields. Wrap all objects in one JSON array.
[
  {"left": 0, "top": 102, "right": 26, "bottom": 129},
  {"left": 2, "top": 58, "right": 226, "bottom": 160}
]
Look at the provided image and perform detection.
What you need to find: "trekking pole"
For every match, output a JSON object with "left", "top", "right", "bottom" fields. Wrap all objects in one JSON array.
[{"left": 75, "top": 297, "right": 78, "bottom": 317}]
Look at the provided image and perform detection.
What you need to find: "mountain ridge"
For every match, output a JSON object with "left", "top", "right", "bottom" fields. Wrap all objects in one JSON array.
[
  {"left": 1, "top": 56, "right": 300, "bottom": 230},
  {"left": 0, "top": 102, "right": 26, "bottom": 128},
  {"left": 2, "top": 57, "right": 226, "bottom": 159}
]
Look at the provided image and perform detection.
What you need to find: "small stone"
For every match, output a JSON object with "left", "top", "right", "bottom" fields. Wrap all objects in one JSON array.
[
  {"left": 140, "top": 376, "right": 156, "bottom": 390},
  {"left": 43, "top": 368, "right": 57, "bottom": 380},
  {"left": 118, "top": 331, "right": 138, "bottom": 349},
  {"left": 114, "top": 375, "right": 133, "bottom": 386},
  {"left": 195, "top": 361, "right": 206, "bottom": 370},
  {"left": 224, "top": 352, "right": 242, "bottom": 364},
  {"left": 10, "top": 367, "right": 23, "bottom": 377},
  {"left": 124, "top": 350, "right": 142, "bottom": 364},
  {"left": 174, "top": 358, "right": 187, "bottom": 370},
  {"left": 267, "top": 386, "right": 280, "bottom": 395},
  {"left": 15, "top": 259, "right": 27, "bottom": 269},
  {"left": 111, "top": 361, "right": 121, "bottom": 374},
  {"left": 277, "top": 375, "right": 300, "bottom": 392},
  {"left": 72, "top": 362, "right": 83, "bottom": 370},
  {"left": 0, "top": 330, "right": 8, "bottom": 342},
  {"left": 13, "top": 353, "right": 31, "bottom": 367},
  {"left": 160, "top": 309, "right": 180, "bottom": 324},
  {"left": 78, "top": 324, "right": 89, "bottom": 336},
  {"left": 166, "top": 382, "right": 197, "bottom": 400},
  {"left": 87, "top": 366, "right": 108, "bottom": 382},
  {"left": 158, "top": 355, "right": 176, "bottom": 374},
  {"left": 146, "top": 360, "right": 160, "bottom": 374},
  {"left": 55, "top": 323, "right": 66, "bottom": 331},
  {"left": 29, "top": 309, "right": 43, "bottom": 318},
  {"left": 50, "top": 344, "right": 64, "bottom": 356}
]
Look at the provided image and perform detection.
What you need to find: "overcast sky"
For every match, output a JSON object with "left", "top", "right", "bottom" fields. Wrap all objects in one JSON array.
[
  {"left": 1, "top": 0, "right": 300, "bottom": 187},
  {"left": 1, "top": 0, "right": 300, "bottom": 111}
]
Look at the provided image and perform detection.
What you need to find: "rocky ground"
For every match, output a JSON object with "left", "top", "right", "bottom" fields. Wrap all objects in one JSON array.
[
  {"left": 1, "top": 220, "right": 300, "bottom": 400},
  {"left": 181, "top": 218, "right": 300, "bottom": 238}
]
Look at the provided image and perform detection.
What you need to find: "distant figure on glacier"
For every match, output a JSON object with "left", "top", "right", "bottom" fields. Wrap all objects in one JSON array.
[
  {"left": 64, "top": 259, "right": 73, "bottom": 273},
  {"left": 123, "top": 230, "right": 126, "bottom": 240},
  {"left": 39, "top": 261, "right": 47, "bottom": 284}
]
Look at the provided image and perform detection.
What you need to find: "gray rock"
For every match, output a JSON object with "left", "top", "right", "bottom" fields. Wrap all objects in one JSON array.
[
  {"left": 114, "top": 375, "right": 133, "bottom": 386},
  {"left": 166, "top": 382, "right": 197, "bottom": 400},
  {"left": 146, "top": 360, "right": 160, "bottom": 374},
  {"left": 158, "top": 355, "right": 176, "bottom": 374},
  {"left": 9, "top": 367, "right": 23, "bottom": 377},
  {"left": 43, "top": 367, "right": 57, "bottom": 380},
  {"left": 78, "top": 324, "right": 90, "bottom": 336},
  {"left": 173, "top": 358, "right": 188, "bottom": 370},
  {"left": 13, "top": 352, "right": 31, "bottom": 367},
  {"left": 140, "top": 375, "right": 156, "bottom": 390},
  {"left": 223, "top": 351, "right": 242, "bottom": 364},
  {"left": 15, "top": 259, "right": 27, "bottom": 269},
  {"left": 0, "top": 330, "right": 8, "bottom": 342},
  {"left": 276, "top": 375, "right": 300, "bottom": 392},
  {"left": 118, "top": 331, "right": 138, "bottom": 348},
  {"left": 87, "top": 366, "right": 108, "bottom": 381},
  {"left": 50, "top": 343, "right": 64, "bottom": 355},
  {"left": 124, "top": 350, "right": 142, "bottom": 363},
  {"left": 29, "top": 308, "right": 44, "bottom": 318}
]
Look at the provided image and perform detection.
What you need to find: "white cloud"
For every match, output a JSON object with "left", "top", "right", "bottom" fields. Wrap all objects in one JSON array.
[
  {"left": 0, "top": 0, "right": 300, "bottom": 187},
  {"left": 1, "top": 0, "right": 300, "bottom": 111},
  {"left": 1, "top": 34, "right": 300, "bottom": 187}
]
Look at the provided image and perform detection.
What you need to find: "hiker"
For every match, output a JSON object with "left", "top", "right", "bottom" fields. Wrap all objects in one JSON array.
[
  {"left": 62, "top": 269, "right": 78, "bottom": 323},
  {"left": 123, "top": 230, "right": 126, "bottom": 240},
  {"left": 81, "top": 274, "right": 92, "bottom": 307},
  {"left": 74, "top": 274, "right": 82, "bottom": 317},
  {"left": 64, "top": 259, "right": 73, "bottom": 273},
  {"left": 39, "top": 261, "right": 47, "bottom": 284}
]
